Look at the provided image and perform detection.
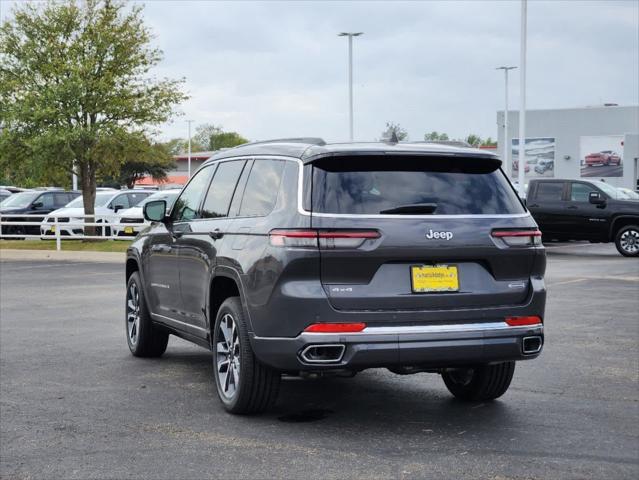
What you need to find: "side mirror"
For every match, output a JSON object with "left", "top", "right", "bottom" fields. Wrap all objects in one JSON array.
[
  {"left": 113, "top": 204, "right": 125, "bottom": 213},
  {"left": 589, "top": 191, "right": 605, "bottom": 205},
  {"left": 31, "top": 201, "right": 43, "bottom": 209},
  {"left": 143, "top": 200, "right": 167, "bottom": 222}
]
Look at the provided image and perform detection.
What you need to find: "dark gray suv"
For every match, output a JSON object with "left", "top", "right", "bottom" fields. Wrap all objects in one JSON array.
[{"left": 125, "top": 140, "right": 546, "bottom": 414}]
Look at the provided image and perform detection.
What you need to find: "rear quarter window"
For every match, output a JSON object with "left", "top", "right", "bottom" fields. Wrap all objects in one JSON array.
[
  {"left": 238, "top": 160, "right": 285, "bottom": 217},
  {"left": 311, "top": 156, "right": 524, "bottom": 215}
]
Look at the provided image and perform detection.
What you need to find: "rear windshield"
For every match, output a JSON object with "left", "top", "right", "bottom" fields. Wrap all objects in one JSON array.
[{"left": 311, "top": 156, "right": 525, "bottom": 215}]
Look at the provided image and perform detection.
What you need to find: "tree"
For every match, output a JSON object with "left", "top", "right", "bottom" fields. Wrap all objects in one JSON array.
[
  {"left": 210, "top": 130, "right": 248, "bottom": 150},
  {"left": 481, "top": 137, "right": 497, "bottom": 147},
  {"left": 164, "top": 137, "right": 205, "bottom": 156},
  {"left": 0, "top": 0, "right": 187, "bottom": 226},
  {"left": 423, "top": 131, "right": 450, "bottom": 142},
  {"left": 465, "top": 134, "right": 482, "bottom": 147},
  {"left": 380, "top": 122, "right": 408, "bottom": 142},
  {"left": 193, "top": 123, "right": 220, "bottom": 151},
  {"left": 111, "top": 134, "right": 174, "bottom": 188}
]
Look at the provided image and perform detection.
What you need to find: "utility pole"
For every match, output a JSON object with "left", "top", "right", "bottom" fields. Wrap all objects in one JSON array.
[
  {"left": 496, "top": 66, "right": 517, "bottom": 179},
  {"left": 187, "top": 120, "right": 193, "bottom": 178},
  {"left": 338, "top": 32, "right": 363, "bottom": 141},
  {"left": 518, "top": 0, "right": 527, "bottom": 195}
]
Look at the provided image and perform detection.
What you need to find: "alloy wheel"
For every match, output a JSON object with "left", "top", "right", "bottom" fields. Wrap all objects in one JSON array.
[
  {"left": 620, "top": 229, "right": 639, "bottom": 254},
  {"left": 216, "top": 313, "right": 241, "bottom": 398},
  {"left": 126, "top": 283, "right": 140, "bottom": 345}
]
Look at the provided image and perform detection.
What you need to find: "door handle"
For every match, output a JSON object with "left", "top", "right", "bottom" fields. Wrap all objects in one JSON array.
[
  {"left": 567, "top": 205, "right": 578, "bottom": 209},
  {"left": 151, "top": 245, "right": 171, "bottom": 253},
  {"left": 210, "top": 229, "right": 224, "bottom": 240},
  {"left": 528, "top": 204, "right": 539, "bottom": 208}
]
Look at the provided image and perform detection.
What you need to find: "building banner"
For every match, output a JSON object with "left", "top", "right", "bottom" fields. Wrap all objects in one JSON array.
[
  {"left": 511, "top": 137, "right": 555, "bottom": 179},
  {"left": 580, "top": 135, "right": 624, "bottom": 178}
]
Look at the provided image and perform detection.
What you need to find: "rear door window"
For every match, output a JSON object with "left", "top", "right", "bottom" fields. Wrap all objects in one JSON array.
[
  {"left": 238, "top": 160, "right": 285, "bottom": 217},
  {"left": 534, "top": 182, "right": 565, "bottom": 201},
  {"left": 201, "top": 161, "right": 246, "bottom": 218},
  {"left": 311, "top": 156, "right": 524, "bottom": 215}
]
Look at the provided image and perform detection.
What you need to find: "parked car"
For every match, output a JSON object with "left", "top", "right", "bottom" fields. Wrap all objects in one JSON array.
[
  {"left": 527, "top": 179, "right": 639, "bottom": 256},
  {"left": 534, "top": 158, "right": 554, "bottom": 174},
  {"left": 41, "top": 190, "right": 153, "bottom": 237},
  {"left": 0, "top": 189, "right": 13, "bottom": 203},
  {"left": 0, "top": 190, "right": 80, "bottom": 237},
  {"left": 113, "top": 189, "right": 181, "bottom": 237},
  {"left": 617, "top": 187, "right": 639, "bottom": 200},
  {"left": 584, "top": 150, "right": 621, "bottom": 167},
  {"left": 512, "top": 159, "right": 530, "bottom": 173},
  {"left": 125, "top": 139, "right": 546, "bottom": 414}
]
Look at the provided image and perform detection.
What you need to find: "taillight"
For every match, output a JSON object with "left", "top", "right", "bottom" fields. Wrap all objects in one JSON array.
[
  {"left": 304, "top": 322, "right": 367, "bottom": 333},
  {"left": 269, "top": 229, "right": 380, "bottom": 249},
  {"left": 505, "top": 316, "right": 542, "bottom": 326},
  {"left": 269, "top": 229, "right": 318, "bottom": 248},
  {"left": 491, "top": 229, "right": 542, "bottom": 247}
]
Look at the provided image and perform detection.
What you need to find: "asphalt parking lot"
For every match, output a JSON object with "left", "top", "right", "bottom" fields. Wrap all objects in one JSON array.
[{"left": 1, "top": 243, "right": 638, "bottom": 479}]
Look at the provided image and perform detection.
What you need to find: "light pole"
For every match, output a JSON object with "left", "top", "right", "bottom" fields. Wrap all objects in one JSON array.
[
  {"left": 186, "top": 119, "right": 194, "bottom": 178},
  {"left": 496, "top": 66, "right": 517, "bottom": 178},
  {"left": 338, "top": 32, "right": 363, "bottom": 141},
  {"left": 518, "top": 0, "right": 527, "bottom": 195}
]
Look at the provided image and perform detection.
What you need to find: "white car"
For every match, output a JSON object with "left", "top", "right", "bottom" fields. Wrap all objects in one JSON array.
[
  {"left": 112, "top": 189, "right": 181, "bottom": 237},
  {"left": 617, "top": 187, "right": 639, "bottom": 200},
  {"left": 41, "top": 190, "right": 154, "bottom": 237}
]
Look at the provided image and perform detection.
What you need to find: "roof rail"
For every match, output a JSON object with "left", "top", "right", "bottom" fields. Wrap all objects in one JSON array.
[{"left": 241, "top": 137, "right": 326, "bottom": 147}]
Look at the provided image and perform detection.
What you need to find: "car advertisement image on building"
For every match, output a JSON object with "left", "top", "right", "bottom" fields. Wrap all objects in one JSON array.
[
  {"left": 511, "top": 137, "right": 555, "bottom": 179},
  {"left": 580, "top": 135, "right": 624, "bottom": 178}
]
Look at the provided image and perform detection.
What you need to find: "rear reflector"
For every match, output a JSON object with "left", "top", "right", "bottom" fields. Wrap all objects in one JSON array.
[
  {"left": 304, "top": 322, "right": 367, "bottom": 333},
  {"left": 269, "top": 229, "right": 379, "bottom": 249},
  {"left": 505, "top": 316, "right": 542, "bottom": 326},
  {"left": 492, "top": 229, "right": 542, "bottom": 247}
]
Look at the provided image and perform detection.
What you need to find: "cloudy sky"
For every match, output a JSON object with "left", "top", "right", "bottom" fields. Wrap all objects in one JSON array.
[{"left": 2, "top": 0, "right": 638, "bottom": 144}]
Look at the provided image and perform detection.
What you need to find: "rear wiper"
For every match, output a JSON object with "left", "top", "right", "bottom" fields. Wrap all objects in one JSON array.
[{"left": 379, "top": 203, "right": 438, "bottom": 214}]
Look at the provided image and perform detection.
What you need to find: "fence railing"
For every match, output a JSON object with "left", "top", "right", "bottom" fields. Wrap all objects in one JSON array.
[{"left": 0, "top": 214, "right": 137, "bottom": 251}]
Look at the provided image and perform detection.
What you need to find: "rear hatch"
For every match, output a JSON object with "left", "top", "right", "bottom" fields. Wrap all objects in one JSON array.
[{"left": 309, "top": 154, "right": 542, "bottom": 311}]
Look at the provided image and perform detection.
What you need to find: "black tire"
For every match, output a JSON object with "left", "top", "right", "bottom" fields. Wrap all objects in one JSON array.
[
  {"left": 441, "top": 361, "right": 515, "bottom": 401},
  {"left": 125, "top": 272, "right": 169, "bottom": 357},
  {"left": 614, "top": 224, "right": 639, "bottom": 257},
  {"left": 212, "top": 297, "right": 280, "bottom": 414}
]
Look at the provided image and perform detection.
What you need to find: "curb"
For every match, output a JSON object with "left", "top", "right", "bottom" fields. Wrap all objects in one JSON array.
[{"left": 0, "top": 249, "right": 125, "bottom": 263}]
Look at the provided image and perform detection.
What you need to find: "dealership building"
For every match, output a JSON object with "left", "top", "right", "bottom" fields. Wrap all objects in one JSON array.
[{"left": 496, "top": 104, "right": 639, "bottom": 190}]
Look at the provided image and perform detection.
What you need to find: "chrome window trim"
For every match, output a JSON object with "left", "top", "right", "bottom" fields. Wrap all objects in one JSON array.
[{"left": 203, "top": 154, "right": 532, "bottom": 220}]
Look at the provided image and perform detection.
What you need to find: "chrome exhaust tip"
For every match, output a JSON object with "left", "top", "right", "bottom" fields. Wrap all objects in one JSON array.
[
  {"left": 300, "top": 344, "right": 345, "bottom": 364},
  {"left": 522, "top": 336, "right": 543, "bottom": 354}
]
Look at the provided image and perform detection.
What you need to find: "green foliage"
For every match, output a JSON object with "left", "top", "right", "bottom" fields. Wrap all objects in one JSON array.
[
  {"left": 164, "top": 137, "right": 205, "bottom": 156},
  {"left": 381, "top": 122, "right": 408, "bottom": 141},
  {"left": 422, "top": 131, "right": 497, "bottom": 147},
  {"left": 424, "top": 131, "right": 449, "bottom": 142},
  {"left": 193, "top": 123, "right": 220, "bottom": 150},
  {"left": 465, "top": 134, "right": 482, "bottom": 147},
  {"left": 0, "top": 0, "right": 187, "bottom": 215},
  {"left": 210, "top": 130, "right": 248, "bottom": 150}
]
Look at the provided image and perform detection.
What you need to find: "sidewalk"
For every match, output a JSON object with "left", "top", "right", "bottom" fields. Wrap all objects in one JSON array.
[{"left": 0, "top": 249, "right": 125, "bottom": 263}]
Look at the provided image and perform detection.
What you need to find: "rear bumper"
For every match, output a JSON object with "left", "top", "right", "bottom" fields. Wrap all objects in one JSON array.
[{"left": 250, "top": 321, "right": 544, "bottom": 372}]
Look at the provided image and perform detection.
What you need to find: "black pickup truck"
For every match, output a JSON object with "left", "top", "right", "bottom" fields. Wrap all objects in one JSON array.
[{"left": 527, "top": 179, "right": 639, "bottom": 257}]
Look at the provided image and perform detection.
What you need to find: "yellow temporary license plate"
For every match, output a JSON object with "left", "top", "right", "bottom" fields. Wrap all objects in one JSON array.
[
  {"left": 124, "top": 227, "right": 134, "bottom": 234},
  {"left": 411, "top": 265, "right": 459, "bottom": 293},
  {"left": 50, "top": 226, "right": 56, "bottom": 233}
]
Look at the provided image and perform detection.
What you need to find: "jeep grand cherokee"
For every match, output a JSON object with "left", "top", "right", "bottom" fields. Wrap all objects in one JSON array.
[{"left": 124, "top": 139, "right": 546, "bottom": 414}]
